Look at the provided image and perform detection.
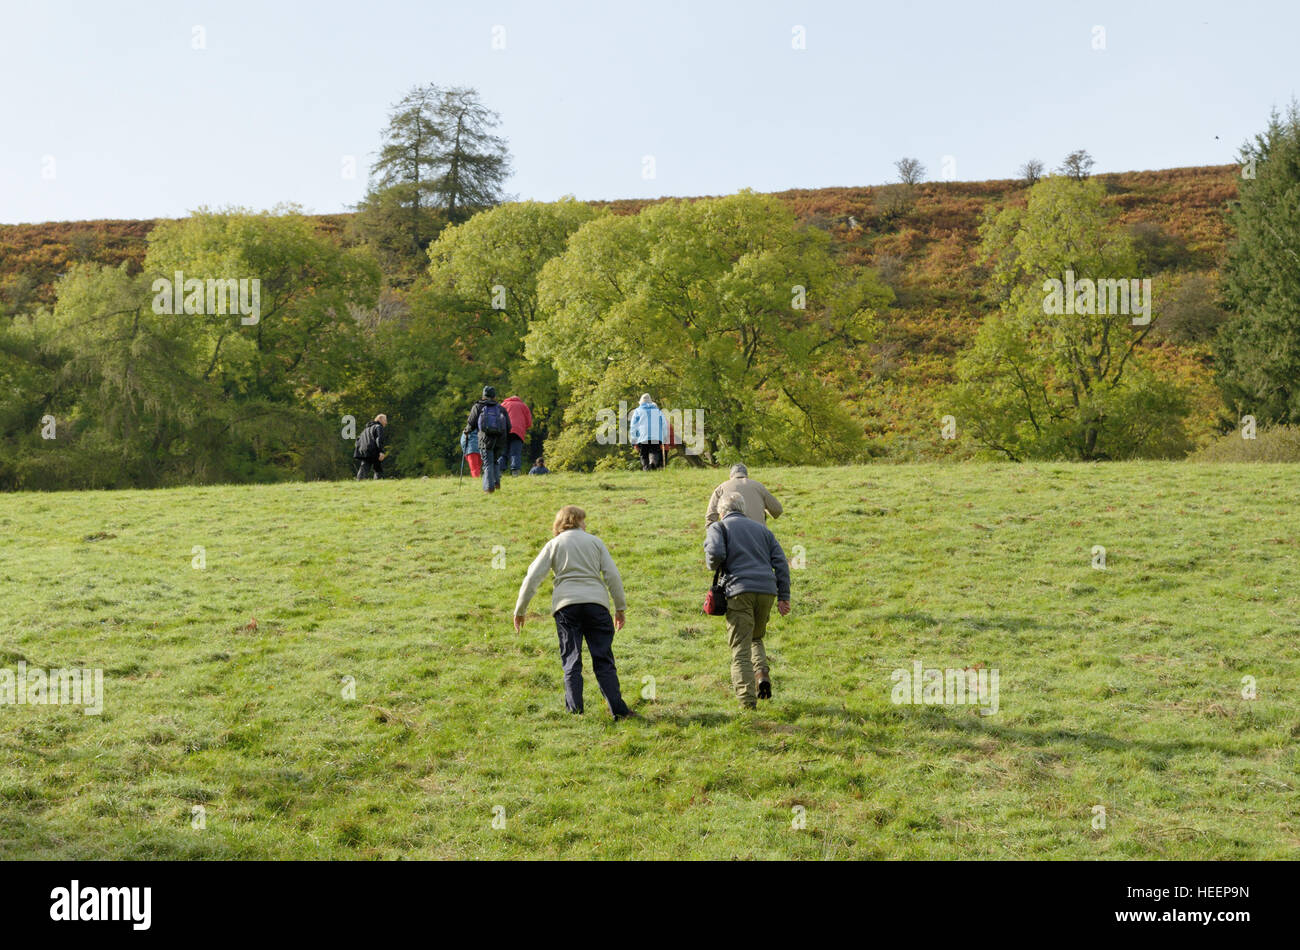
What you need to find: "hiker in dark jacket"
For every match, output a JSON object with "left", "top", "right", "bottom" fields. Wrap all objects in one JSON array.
[
  {"left": 704, "top": 492, "right": 791, "bottom": 709},
  {"left": 354, "top": 413, "right": 388, "bottom": 479},
  {"left": 465, "top": 386, "right": 511, "bottom": 493}
]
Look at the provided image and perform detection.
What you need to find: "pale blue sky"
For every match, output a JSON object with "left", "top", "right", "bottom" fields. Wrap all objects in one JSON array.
[{"left": 0, "top": 0, "right": 1294, "bottom": 224}]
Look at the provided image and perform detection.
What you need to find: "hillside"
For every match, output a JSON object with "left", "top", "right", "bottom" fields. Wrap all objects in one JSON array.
[
  {"left": 0, "top": 165, "right": 1239, "bottom": 458},
  {"left": 1, "top": 464, "right": 1295, "bottom": 858}
]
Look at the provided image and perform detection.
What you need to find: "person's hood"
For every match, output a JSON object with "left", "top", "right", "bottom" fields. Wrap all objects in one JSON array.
[
  {"left": 638, "top": 401, "right": 658, "bottom": 410},
  {"left": 502, "top": 396, "right": 523, "bottom": 406}
]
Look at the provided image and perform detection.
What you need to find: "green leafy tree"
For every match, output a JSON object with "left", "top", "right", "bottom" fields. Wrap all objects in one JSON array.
[
  {"left": 144, "top": 207, "right": 381, "bottom": 481},
  {"left": 0, "top": 303, "right": 74, "bottom": 488},
  {"left": 1214, "top": 103, "right": 1300, "bottom": 425},
  {"left": 950, "top": 176, "right": 1191, "bottom": 460},
  {"left": 351, "top": 184, "right": 448, "bottom": 285},
  {"left": 378, "top": 199, "right": 599, "bottom": 473},
  {"left": 3, "top": 210, "right": 383, "bottom": 489},
  {"left": 528, "top": 191, "right": 891, "bottom": 468},
  {"left": 24, "top": 263, "right": 208, "bottom": 487}
]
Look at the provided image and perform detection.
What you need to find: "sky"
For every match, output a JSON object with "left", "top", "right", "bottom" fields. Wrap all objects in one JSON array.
[{"left": 0, "top": 0, "right": 1296, "bottom": 224}]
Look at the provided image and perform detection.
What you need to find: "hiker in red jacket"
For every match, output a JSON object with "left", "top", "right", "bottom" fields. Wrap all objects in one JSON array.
[{"left": 499, "top": 395, "right": 533, "bottom": 476}]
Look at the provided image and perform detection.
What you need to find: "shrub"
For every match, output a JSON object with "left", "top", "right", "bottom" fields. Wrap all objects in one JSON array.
[
  {"left": 1129, "top": 221, "right": 1193, "bottom": 271},
  {"left": 1154, "top": 273, "right": 1227, "bottom": 344},
  {"left": 1192, "top": 425, "right": 1300, "bottom": 462}
]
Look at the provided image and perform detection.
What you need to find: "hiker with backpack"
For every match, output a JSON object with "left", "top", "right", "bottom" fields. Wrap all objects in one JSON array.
[
  {"left": 629, "top": 393, "right": 668, "bottom": 470},
  {"left": 354, "top": 413, "right": 389, "bottom": 479},
  {"left": 704, "top": 492, "right": 791, "bottom": 710},
  {"left": 464, "top": 386, "right": 511, "bottom": 493},
  {"left": 499, "top": 395, "right": 533, "bottom": 476},
  {"left": 514, "top": 505, "right": 633, "bottom": 719}
]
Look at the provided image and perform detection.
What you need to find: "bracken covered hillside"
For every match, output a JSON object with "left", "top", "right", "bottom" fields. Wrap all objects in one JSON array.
[{"left": 0, "top": 165, "right": 1238, "bottom": 457}]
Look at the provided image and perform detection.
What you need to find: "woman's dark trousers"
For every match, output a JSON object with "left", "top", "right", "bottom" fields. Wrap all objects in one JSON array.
[{"left": 553, "top": 603, "right": 630, "bottom": 716}]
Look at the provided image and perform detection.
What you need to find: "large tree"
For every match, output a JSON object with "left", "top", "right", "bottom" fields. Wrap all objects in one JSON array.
[
  {"left": 427, "top": 86, "right": 512, "bottom": 223},
  {"left": 39, "top": 263, "right": 206, "bottom": 487},
  {"left": 8, "top": 208, "right": 382, "bottom": 488},
  {"left": 528, "top": 191, "right": 891, "bottom": 468},
  {"left": 146, "top": 207, "right": 381, "bottom": 407},
  {"left": 950, "top": 176, "right": 1190, "bottom": 460},
  {"left": 359, "top": 85, "right": 445, "bottom": 260},
  {"left": 1213, "top": 103, "right": 1300, "bottom": 426},
  {"left": 95, "top": 207, "right": 380, "bottom": 484},
  {"left": 353, "top": 84, "right": 511, "bottom": 280}
]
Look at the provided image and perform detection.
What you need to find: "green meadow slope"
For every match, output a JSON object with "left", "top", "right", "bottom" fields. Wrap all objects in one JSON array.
[{"left": 1, "top": 463, "right": 1296, "bottom": 858}]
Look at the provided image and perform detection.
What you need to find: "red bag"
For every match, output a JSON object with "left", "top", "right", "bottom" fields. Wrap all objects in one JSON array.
[
  {"left": 703, "top": 522, "right": 729, "bottom": 615},
  {"left": 703, "top": 572, "right": 727, "bottom": 615}
]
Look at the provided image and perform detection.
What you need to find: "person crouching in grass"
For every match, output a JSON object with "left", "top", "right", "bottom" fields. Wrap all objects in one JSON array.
[{"left": 514, "top": 505, "right": 633, "bottom": 719}]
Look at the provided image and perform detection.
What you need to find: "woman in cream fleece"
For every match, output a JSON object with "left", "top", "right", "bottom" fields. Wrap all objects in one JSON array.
[{"left": 513, "top": 506, "right": 632, "bottom": 718}]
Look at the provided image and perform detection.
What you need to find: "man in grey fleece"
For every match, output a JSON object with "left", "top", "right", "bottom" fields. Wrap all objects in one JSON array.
[
  {"left": 704, "top": 492, "right": 792, "bottom": 709},
  {"left": 705, "top": 463, "right": 783, "bottom": 525}
]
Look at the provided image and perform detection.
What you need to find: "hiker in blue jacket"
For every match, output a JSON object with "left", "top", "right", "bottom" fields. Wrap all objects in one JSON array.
[
  {"left": 464, "top": 386, "right": 511, "bottom": 493},
  {"left": 629, "top": 393, "right": 668, "bottom": 470}
]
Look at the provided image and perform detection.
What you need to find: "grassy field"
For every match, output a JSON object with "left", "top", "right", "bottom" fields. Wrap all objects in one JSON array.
[{"left": 1, "top": 463, "right": 1297, "bottom": 859}]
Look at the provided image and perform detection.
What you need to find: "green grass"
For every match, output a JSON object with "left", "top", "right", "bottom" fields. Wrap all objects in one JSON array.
[{"left": 1, "top": 463, "right": 1297, "bottom": 859}]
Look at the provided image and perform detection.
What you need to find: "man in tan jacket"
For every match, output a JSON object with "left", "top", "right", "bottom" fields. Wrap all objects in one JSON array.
[{"left": 705, "top": 464, "right": 783, "bottom": 526}]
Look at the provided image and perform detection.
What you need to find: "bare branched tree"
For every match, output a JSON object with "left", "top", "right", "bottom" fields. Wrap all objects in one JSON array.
[
  {"left": 1058, "top": 149, "right": 1095, "bottom": 181},
  {"left": 895, "top": 157, "right": 926, "bottom": 185},
  {"left": 1018, "top": 158, "right": 1045, "bottom": 185}
]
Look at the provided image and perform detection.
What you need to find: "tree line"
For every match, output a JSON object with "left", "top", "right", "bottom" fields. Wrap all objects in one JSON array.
[{"left": 2, "top": 89, "right": 1298, "bottom": 489}]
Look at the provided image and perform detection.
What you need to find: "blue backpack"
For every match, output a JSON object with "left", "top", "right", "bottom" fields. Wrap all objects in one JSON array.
[{"left": 478, "top": 402, "right": 508, "bottom": 437}]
